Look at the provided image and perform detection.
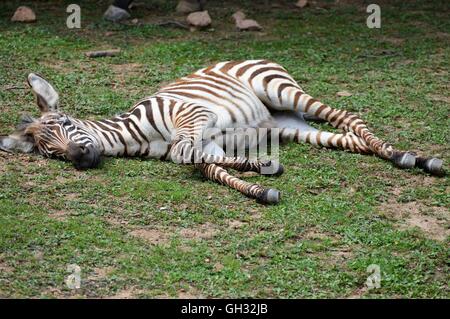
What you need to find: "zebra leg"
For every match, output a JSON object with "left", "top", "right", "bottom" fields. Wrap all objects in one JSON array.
[
  {"left": 196, "top": 163, "right": 281, "bottom": 204},
  {"left": 171, "top": 106, "right": 284, "bottom": 175},
  {"left": 415, "top": 156, "right": 445, "bottom": 177},
  {"left": 288, "top": 92, "right": 447, "bottom": 174},
  {"left": 171, "top": 138, "right": 284, "bottom": 176},
  {"left": 278, "top": 127, "right": 372, "bottom": 154},
  {"left": 203, "top": 140, "right": 284, "bottom": 176},
  {"left": 230, "top": 60, "right": 444, "bottom": 173}
]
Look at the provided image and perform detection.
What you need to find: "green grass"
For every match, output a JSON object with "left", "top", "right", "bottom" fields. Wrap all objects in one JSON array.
[{"left": 0, "top": 0, "right": 449, "bottom": 298}]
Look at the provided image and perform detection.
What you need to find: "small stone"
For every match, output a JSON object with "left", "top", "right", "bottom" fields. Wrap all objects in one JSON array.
[
  {"left": 232, "top": 11, "right": 262, "bottom": 32},
  {"left": 11, "top": 6, "right": 36, "bottom": 23},
  {"left": 237, "top": 19, "right": 262, "bottom": 31},
  {"left": 131, "top": 18, "right": 139, "bottom": 25},
  {"left": 103, "top": 5, "right": 130, "bottom": 22},
  {"left": 337, "top": 90, "right": 353, "bottom": 97},
  {"left": 296, "top": 0, "right": 309, "bottom": 8},
  {"left": 176, "top": 0, "right": 202, "bottom": 14},
  {"left": 232, "top": 11, "right": 246, "bottom": 22},
  {"left": 186, "top": 10, "right": 211, "bottom": 28}
]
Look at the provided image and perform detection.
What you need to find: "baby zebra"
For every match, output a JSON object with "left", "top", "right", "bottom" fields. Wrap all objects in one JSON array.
[{"left": 0, "top": 60, "right": 445, "bottom": 204}]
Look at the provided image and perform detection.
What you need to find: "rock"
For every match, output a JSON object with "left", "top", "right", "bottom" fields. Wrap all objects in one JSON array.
[
  {"left": 11, "top": 6, "right": 36, "bottom": 23},
  {"left": 176, "top": 0, "right": 201, "bottom": 14},
  {"left": 295, "top": 0, "right": 309, "bottom": 8},
  {"left": 232, "top": 11, "right": 262, "bottom": 32},
  {"left": 232, "top": 11, "right": 246, "bottom": 22},
  {"left": 186, "top": 10, "right": 211, "bottom": 28},
  {"left": 236, "top": 19, "right": 262, "bottom": 31},
  {"left": 337, "top": 90, "right": 353, "bottom": 97},
  {"left": 103, "top": 5, "right": 130, "bottom": 22},
  {"left": 85, "top": 49, "right": 121, "bottom": 58}
]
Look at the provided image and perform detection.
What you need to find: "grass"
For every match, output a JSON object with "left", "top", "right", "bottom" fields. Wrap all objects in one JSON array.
[{"left": 0, "top": 0, "right": 448, "bottom": 298}]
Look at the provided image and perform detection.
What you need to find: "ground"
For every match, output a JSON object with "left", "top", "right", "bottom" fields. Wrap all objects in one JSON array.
[{"left": 0, "top": 0, "right": 448, "bottom": 298}]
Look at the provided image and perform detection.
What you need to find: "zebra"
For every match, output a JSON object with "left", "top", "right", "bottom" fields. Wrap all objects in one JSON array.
[{"left": 0, "top": 60, "right": 445, "bottom": 204}]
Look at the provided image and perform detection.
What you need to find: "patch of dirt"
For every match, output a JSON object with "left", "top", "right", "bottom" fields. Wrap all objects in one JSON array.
[
  {"left": 435, "top": 32, "right": 450, "bottom": 39},
  {"left": 129, "top": 228, "right": 170, "bottom": 245},
  {"left": 326, "top": 247, "right": 353, "bottom": 265},
  {"left": 104, "top": 216, "right": 130, "bottom": 227},
  {"left": 303, "top": 228, "right": 330, "bottom": 240},
  {"left": 313, "top": 245, "right": 354, "bottom": 267},
  {"left": 48, "top": 210, "right": 69, "bottom": 221},
  {"left": 346, "top": 287, "right": 368, "bottom": 299},
  {"left": 42, "top": 287, "right": 65, "bottom": 298},
  {"left": 111, "top": 63, "right": 143, "bottom": 85},
  {"left": 378, "top": 192, "right": 449, "bottom": 241},
  {"left": 178, "top": 222, "right": 218, "bottom": 240},
  {"left": 178, "top": 286, "right": 205, "bottom": 299},
  {"left": 42, "top": 59, "right": 102, "bottom": 75},
  {"left": 88, "top": 266, "right": 115, "bottom": 281},
  {"left": 380, "top": 36, "right": 405, "bottom": 45},
  {"left": 64, "top": 193, "right": 79, "bottom": 201},
  {"left": 302, "top": 227, "right": 341, "bottom": 241},
  {"left": 41, "top": 60, "right": 77, "bottom": 73},
  {"left": 0, "top": 260, "right": 14, "bottom": 273},
  {"left": 106, "top": 287, "right": 142, "bottom": 299},
  {"left": 428, "top": 94, "right": 450, "bottom": 104},
  {"left": 395, "top": 59, "right": 415, "bottom": 66},
  {"left": 227, "top": 219, "right": 247, "bottom": 229}
]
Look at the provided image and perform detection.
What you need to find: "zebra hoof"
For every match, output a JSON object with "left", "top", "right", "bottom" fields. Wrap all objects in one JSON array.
[
  {"left": 257, "top": 188, "right": 281, "bottom": 204},
  {"left": 393, "top": 152, "right": 416, "bottom": 169},
  {"left": 261, "top": 160, "right": 284, "bottom": 176},
  {"left": 423, "top": 158, "right": 445, "bottom": 177}
]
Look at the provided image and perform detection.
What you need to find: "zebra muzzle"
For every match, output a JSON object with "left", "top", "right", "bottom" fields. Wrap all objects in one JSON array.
[{"left": 67, "top": 142, "right": 101, "bottom": 170}]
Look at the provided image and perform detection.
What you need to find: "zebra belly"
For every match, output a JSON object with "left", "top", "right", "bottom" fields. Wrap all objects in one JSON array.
[{"left": 157, "top": 80, "right": 273, "bottom": 130}]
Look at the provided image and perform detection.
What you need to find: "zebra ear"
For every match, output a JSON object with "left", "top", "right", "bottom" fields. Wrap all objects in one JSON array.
[
  {"left": 0, "top": 134, "right": 35, "bottom": 154},
  {"left": 27, "top": 73, "right": 59, "bottom": 113},
  {"left": 0, "top": 115, "right": 38, "bottom": 154}
]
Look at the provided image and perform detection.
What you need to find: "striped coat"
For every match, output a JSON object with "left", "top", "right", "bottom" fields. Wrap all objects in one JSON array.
[{"left": 0, "top": 60, "right": 445, "bottom": 204}]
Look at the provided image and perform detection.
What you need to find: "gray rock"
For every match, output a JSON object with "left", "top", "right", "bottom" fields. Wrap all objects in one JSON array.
[
  {"left": 232, "top": 11, "right": 262, "bottom": 31},
  {"left": 11, "top": 6, "right": 36, "bottom": 23},
  {"left": 186, "top": 10, "right": 211, "bottom": 28},
  {"left": 103, "top": 5, "right": 130, "bottom": 22},
  {"left": 176, "top": 0, "right": 201, "bottom": 14}
]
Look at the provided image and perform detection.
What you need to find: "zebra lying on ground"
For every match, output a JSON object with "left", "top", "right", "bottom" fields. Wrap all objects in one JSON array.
[{"left": 0, "top": 60, "right": 445, "bottom": 204}]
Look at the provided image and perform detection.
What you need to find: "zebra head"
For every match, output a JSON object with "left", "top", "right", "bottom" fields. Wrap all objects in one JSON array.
[{"left": 0, "top": 73, "right": 101, "bottom": 170}]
